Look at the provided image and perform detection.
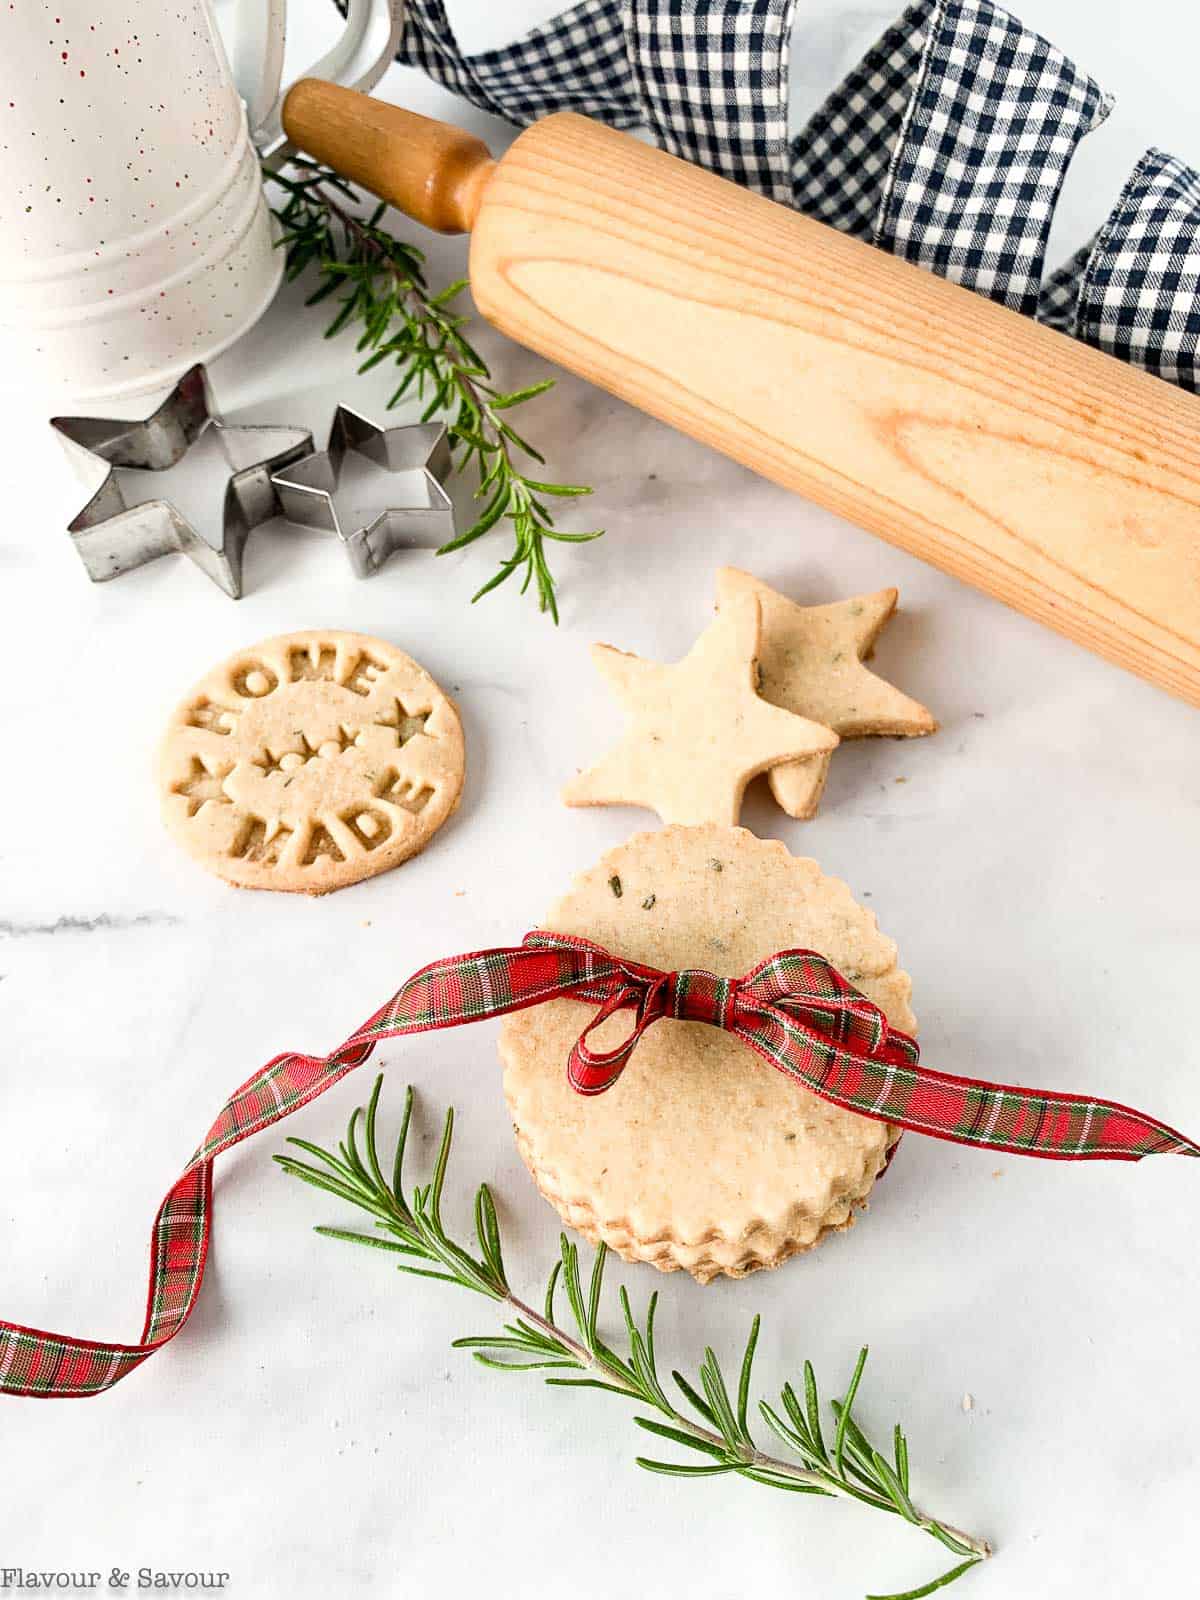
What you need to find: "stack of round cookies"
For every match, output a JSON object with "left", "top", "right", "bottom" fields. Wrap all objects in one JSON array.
[{"left": 501, "top": 824, "right": 915, "bottom": 1282}]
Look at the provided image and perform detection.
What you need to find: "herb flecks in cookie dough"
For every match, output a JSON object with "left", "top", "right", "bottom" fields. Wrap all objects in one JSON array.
[
  {"left": 159, "top": 630, "right": 465, "bottom": 895},
  {"left": 716, "top": 568, "right": 936, "bottom": 820},
  {"left": 562, "top": 593, "right": 837, "bottom": 827},
  {"left": 501, "top": 824, "right": 914, "bottom": 1283}
]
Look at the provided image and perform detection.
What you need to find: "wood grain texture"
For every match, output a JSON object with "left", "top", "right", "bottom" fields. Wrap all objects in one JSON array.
[
  {"left": 469, "top": 113, "right": 1200, "bottom": 708},
  {"left": 282, "top": 81, "right": 495, "bottom": 234}
]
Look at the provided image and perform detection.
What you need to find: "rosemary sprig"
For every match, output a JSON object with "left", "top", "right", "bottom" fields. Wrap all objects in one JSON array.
[
  {"left": 276, "top": 1078, "right": 992, "bottom": 1599},
  {"left": 265, "top": 158, "right": 602, "bottom": 620}
]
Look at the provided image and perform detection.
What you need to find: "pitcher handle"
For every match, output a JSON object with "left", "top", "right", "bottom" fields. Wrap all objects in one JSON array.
[{"left": 249, "top": 0, "right": 406, "bottom": 154}]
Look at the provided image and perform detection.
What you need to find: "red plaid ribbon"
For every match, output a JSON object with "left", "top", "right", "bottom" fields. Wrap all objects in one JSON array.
[{"left": 2, "top": 930, "right": 1195, "bottom": 1398}]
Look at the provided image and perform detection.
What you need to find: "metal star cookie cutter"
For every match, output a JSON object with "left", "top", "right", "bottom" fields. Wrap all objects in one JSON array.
[
  {"left": 50, "top": 365, "right": 314, "bottom": 599},
  {"left": 270, "top": 406, "right": 456, "bottom": 578}
]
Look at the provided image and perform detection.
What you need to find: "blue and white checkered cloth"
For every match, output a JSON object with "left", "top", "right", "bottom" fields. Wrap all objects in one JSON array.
[{"left": 385, "top": 0, "right": 1200, "bottom": 393}]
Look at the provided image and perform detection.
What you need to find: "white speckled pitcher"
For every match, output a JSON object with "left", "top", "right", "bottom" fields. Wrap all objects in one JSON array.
[{"left": 0, "top": 0, "right": 403, "bottom": 405}]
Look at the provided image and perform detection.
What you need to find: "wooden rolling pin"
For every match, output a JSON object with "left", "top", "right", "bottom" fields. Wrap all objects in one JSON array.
[{"left": 283, "top": 79, "right": 1200, "bottom": 708}]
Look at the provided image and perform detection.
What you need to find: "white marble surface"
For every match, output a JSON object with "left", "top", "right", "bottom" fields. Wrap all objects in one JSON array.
[{"left": 2, "top": 2, "right": 1198, "bottom": 1595}]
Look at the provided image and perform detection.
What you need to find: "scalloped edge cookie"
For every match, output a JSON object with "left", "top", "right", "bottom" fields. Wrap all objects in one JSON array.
[{"left": 500, "top": 825, "right": 913, "bottom": 1282}]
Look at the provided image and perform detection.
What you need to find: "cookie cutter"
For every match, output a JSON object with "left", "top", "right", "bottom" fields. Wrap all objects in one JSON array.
[
  {"left": 270, "top": 405, "right": 456, "bottom": 578},
  {"left": 50, "top": 365, "right": 314, "bottom": 599}
]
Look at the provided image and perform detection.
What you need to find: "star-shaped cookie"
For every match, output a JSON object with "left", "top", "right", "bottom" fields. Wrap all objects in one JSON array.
[
  {"left": 562, "top": 591, "right": 838, "bottom": 826},
  {"left": 715, "top": 568, "right": 936, "bottom": 819}
]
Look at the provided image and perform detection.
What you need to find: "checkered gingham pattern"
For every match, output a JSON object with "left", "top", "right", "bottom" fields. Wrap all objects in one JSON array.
[
  {"left": 396, "top": 0, "right": 1111, "bottom": 309},
  {"left": 1036, "top": 237, "right": 1093, "bottom": 330},
  {"left": 1037, "top": 155, "right": 1200, "bottom": 388},
  {"left": 396, "top": 0, "right": 797, "bottom": 199},
  {"left": 624, "top": 0, "right": 797, "bottom": 202},
  {"left": 1068, "top": 149, "right": 1200, "bottom": 389},
  {"left": 874, "top": 0, "right": 1110, "bottom": 314},
  {"left": 3, "top": 931, "right": 1195, "bottom": 1398},
  {"left": 791, "top": 1, "right": 931, "bottom": 239},
  {"left": 396, "top": 0, "right": 641, "bottom": 125},
  {"left": 383, "top": 0, "right": 1200, "bottom": 391},
  {"left": 793, "top": 0, "right": 1110, "bottom": 315}
]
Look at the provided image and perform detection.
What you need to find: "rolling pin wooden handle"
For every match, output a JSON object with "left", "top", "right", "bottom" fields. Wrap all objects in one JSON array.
[{"left": 281, "top": 79, "right": 496, "bottom": 234}]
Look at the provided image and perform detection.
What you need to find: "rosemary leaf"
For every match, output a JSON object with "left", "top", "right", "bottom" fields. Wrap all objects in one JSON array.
[
  {"left": 636, "top": 1459, "right": 736, "bottom": 1478},
  {"left": 866, "top": 1557, "right": 984, "bottom": 1600},
  {"left": 633, "top": 1416, "right": 730, "bottom": 1459},
  {"left": 835, "top": 1345, "right": 871, "bottom": 1479},
  {"left": 278, "top": 1078, "right": 992, "bottom": 1599},
  {"left": 263, "top": 158, "right": 601, "bottom": 618}
]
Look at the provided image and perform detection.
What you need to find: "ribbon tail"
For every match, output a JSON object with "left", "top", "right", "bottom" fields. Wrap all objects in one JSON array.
[
  {"left": 0, "top": 1036, "right": 378, "bottom": 1399},
  {"left": 0, "top": 938, "right": 609, "bottom": 1399},
  {"left": 735, "top": 1010, "right": 1200, "bottom": 1161},
  {"left": 0, "top": 1164, "right": 214, "bottom": 1399}
]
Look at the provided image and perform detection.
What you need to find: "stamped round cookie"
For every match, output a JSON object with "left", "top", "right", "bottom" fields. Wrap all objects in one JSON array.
[
  {"left": 500, "top": 825, "right": 915, "bottom": 1282},
  {"left": 158, "top": 630, "right": 465, "bottom": 894}
]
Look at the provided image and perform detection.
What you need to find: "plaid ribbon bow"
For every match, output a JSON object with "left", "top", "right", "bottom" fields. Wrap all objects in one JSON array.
[
  {"left": 556, "top": 936, "right": 919, "bottom": 1095},
  {"left": 2, "top": 930, "right": 1195, "bottom": 1399}
]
